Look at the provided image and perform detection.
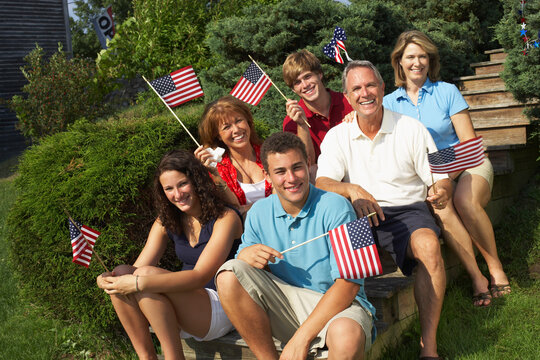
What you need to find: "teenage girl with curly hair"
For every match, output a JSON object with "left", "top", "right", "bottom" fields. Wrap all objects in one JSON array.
[{"left": 97, "top": 149, "right": 243, "bottom": 360}]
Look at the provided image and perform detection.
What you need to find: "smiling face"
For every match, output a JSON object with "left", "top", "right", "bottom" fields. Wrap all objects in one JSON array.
[
  {"left": 400, "top": 43, "right": 429, "bottom": 85},
  {"left": 292, "top": 71, "right": 324, "bottom": 103},
  {"left": 159, "top": 170, "right": 201, "bottom": 217},
  {"left": 344, "top": 66, "right": 385, "bottom": 123},
  {"left": 264, "top": 148, "right": 310, "bottom": 217},
  {"left": 218, "top": 111, "right": 251, "bottom": 151}
]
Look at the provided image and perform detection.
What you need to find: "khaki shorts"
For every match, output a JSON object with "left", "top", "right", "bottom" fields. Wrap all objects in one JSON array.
[
  {"left": 217, "top": 259, "right": 373, "bottom": 358},
  {"left": 457, "top": 156, "right": 494, "bottom": 191}
]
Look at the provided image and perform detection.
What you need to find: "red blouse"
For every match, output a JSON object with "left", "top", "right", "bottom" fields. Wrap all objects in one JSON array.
[{"left": 216, "top": 144, "right": 272, "bottom": 205}]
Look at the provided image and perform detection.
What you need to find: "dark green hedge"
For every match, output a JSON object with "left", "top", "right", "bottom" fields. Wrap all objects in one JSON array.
[
  {"left": 6, "top": 104, "right": 202, "bottom": 333},
  {"left": 6, "top": 101, "right": 271, "bottom": 334}
]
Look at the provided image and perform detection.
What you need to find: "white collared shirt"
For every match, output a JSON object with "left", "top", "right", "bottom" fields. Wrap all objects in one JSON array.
[{"left": 316, "top": 108, "right": 447, "bottom": 207}]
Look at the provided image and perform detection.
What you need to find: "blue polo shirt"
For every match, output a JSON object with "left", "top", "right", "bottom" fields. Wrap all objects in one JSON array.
[
  {"left": 237, "top": 184, "right": 375, "bottom": 317},
  {"left": 383, "top": 78, "right": 469, "bottom": 149}
]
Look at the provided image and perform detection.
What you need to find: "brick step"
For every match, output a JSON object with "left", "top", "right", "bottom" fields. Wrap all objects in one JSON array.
[
  {"left": 455, "top": 73, "right": 504, "bottom": 92},
  {"left": 470, "top": 59, "right": 505, "bottom": 75},
  {"left": 484, "top": 49, "right": 507, "bottom": 62}
]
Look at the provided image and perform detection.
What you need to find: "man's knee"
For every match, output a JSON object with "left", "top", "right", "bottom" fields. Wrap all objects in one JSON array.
[
  {"left": 326, "top": 318, "right": 366, "bottom": 358},
  {"left": 216, "top": 259, "right": 248, "bottom": 298},
  {"left": 410, "top": 229, "right": 443, "bottom": 267}
]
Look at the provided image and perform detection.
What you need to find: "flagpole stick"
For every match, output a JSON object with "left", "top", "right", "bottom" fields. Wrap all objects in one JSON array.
[
  {"left": 281, "top": 212, "right": 377, "bottom": 254},
  {"left": 426, "top": 148, "right": 436, "bottom": 188},
  {"left": 142, "top": 75, "right": 201, "bottom": 147},
  {"left": 64, "top": 209, "right": 110, "bottom": 272},
  {"left": 248, "top": 55, "right": 311, "bottom": 129}
]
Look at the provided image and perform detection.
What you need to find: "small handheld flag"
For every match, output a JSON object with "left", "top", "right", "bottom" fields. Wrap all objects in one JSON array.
[
  {"left": 69, "top": 219, "right": 100, "bottom": 268},
  {"left": 329, "top": 217, "right": 382, "bottom": 279},
  {"left": 323, "top": 26, "right": 353, "bottom": 64},
  {"left": 149, "top": 66, "right": 204, "bottom": 108},
  {"left": 428, "top": 136, "right": 484, "bottom": 173},
  {"left": 230, "top": 62, "right": 272, "bottom": 106}
]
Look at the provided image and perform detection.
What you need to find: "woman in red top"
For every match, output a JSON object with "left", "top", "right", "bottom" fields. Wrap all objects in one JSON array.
[{"left": 196, "top": 96, "right": 272, "bottom": 215}]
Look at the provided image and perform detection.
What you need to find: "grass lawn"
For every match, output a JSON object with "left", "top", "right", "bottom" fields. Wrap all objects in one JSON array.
[
  {"left": 379, "top": 174, "right": 540, "bottom": 360},
  {"left": 0, "top": 175, "right": 136, "bottom": 359}
]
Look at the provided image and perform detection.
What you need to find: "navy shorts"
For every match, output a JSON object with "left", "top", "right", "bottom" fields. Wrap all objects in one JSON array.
[{"left": 372, "top": 202, "right": 440, "bottom": 276}]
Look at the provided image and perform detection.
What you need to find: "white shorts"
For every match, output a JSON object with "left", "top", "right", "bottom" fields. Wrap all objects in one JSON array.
[{"left": 180, "top": 288, "right": 234, "bottom": 341}]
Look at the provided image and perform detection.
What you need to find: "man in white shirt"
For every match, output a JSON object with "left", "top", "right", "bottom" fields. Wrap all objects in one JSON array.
[{"left": 316, "top": 60, "right": 451, "bottom": 360}]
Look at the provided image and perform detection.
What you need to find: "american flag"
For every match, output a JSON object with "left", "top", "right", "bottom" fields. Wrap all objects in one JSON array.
[
  {"left": 69, "top": 219, "right": 100, "bottom": 268},
  {"left": 323, "top": 39, "right": 343, "bottom": 64},
  {"left": 322, "top": 26, "right": 352, "bottom": 64},
  {"left": 428, "top": 136, "right": 485, "bottom": 173},
  {"left": 329, "top": 217, "right": 382, "bottom": 279},
  {"left": 230, "top": 62, "right": 272, "bottom": 106},
  {"left": 149, "top": 66, "right": 204, "bottom": 108}
]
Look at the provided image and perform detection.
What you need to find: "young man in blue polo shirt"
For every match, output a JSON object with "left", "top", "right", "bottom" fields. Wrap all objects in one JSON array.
[{"left": 216, "top": 132, "right": 375, "bottom": 359}]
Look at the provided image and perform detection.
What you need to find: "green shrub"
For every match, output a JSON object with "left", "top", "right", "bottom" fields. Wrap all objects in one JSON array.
[
  {"left": 202, "top": 0, "right": 412, "bottom": 131},
  {"left": 494, "top": 0, "right": 540, "bottom": 148},
  {"left": 6, "top": 97, "right": 271, "bottom": 334},
  {"left": 6, "top": 103, "right": 203, "bottom": 334},
  {"left": 495, "top": 0, "right": 540, "bottom": 103},
  {"left": 96, "top": 0, "right": 278, "bottom": 82},
  {"left": 9, "top": 44, "right": 105, "bottom": 141}
]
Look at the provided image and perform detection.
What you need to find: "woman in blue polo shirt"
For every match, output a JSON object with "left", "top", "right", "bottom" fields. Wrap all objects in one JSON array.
[{"left": 383, "top": 30, "right": 510, "bottom": 307}]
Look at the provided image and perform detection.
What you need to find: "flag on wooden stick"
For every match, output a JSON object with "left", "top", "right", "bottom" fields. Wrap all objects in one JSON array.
[
  {"left": 428, "top": 136, "right": 485, "bottom": 173},
  {"left": 329, "top": 217, "right": 382, "bottom": 279},
  {"left": 149, "top": 66, "right": 204, "bottom": 108},
  {"left": 69, "top": 219, "right": 100, "bottom": 268},
  {"left": 230, "top": 62, "right": 272, "bottom": 106}
]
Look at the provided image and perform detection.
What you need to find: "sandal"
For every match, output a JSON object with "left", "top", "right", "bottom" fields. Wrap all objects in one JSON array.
[
  {"left": 472, "top": 291, "right": 492, "bottom": 307},
  {"left": 489, "top": 283, "right": 511, "bottom": 298}
]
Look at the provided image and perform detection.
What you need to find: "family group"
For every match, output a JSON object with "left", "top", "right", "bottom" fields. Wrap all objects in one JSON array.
[{"left": 96, "top": 30, "right": 511, "bottom": 360}]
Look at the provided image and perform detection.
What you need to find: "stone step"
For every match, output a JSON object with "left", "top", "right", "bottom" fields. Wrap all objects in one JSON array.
[
  {"left": 455, "top": 73, "right": 505, "bottom": 92},
  {"left": 484, "top": 48, "right": 507, "bottom": 62},
  {"left": 470, "top": 59, "right": 505, "bottom": 75}
]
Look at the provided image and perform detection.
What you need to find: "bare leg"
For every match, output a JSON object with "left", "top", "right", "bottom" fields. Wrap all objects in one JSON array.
[
  {"left": 326, "top": 317, "right": 366, "bottom": 360},
  {"left": 408, "top": 228, "right": 446, "bottom": 358},
  {"left": 454, "top": 174, "right": 509, "bottom": 296},
  {"left": 433, "top": 199, "right": 490, "bottom": 305},
  {"left": 108, "top": 265, "right": 157, "bottom": 360},
  {"left": 134, "top": 266, "right": 213, "bottom": 360},
  {"left": 216, "top": 270, "right": 279, "bottom": 360}
]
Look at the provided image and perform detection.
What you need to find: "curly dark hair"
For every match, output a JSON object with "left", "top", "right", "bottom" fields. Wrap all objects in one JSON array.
[{"left": 153, "top": 149, "right": 227, "bottom": 235}]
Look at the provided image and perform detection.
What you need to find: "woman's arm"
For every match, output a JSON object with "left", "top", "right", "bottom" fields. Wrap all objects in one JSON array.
[
  {"left": 132, "top": 219, "right": 170, "bottom": 267},
  {"left": 450, "top": 109, "right": 478, "bottom": 180},
  {"left": 137, "top": 208, "right": 243, "bottom": 293},
  {"left": 97, "top": 219, "right": 168, "bottom": 290}
]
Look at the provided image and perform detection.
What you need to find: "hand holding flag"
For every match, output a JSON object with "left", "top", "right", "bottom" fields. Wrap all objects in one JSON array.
[{"left": 281, "top": 213, "right": 382, "bottom": 279}]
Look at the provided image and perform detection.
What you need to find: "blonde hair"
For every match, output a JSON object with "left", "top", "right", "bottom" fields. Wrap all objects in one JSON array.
[
  {"left": 198, "top": 96, "right": 261, "bottom": 150},
  {"left": 282, "top": 49, "right": 323, "bottom": 88},
  {"left": 391, "top": 30, "right": 440, "bottom": 88}
]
